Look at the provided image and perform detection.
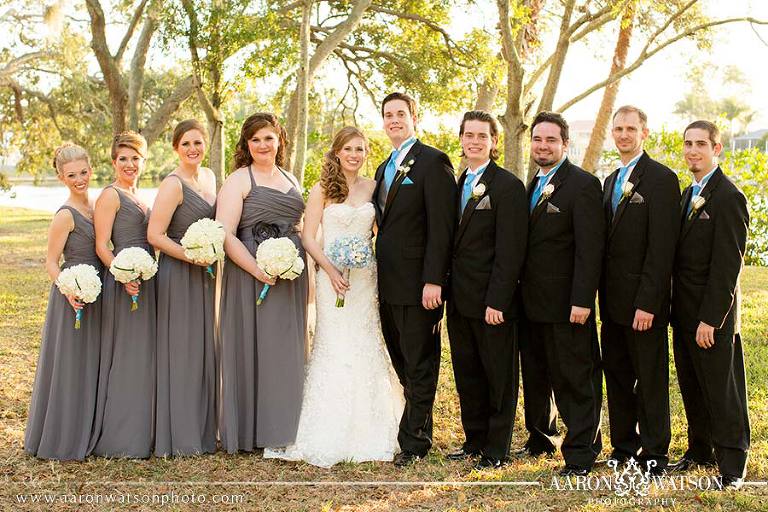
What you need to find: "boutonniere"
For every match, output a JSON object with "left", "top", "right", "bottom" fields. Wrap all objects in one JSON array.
[
  {"left": 541, "top": 183, "right": 554, "bottom": 200},
  {"left": 396, "top": 159, "right": 415, "bottom": 178},
  {"left": 688, "top": 195, "right": 706, "bottom": 220},
  {"left": 471, "top": 182, "right": 486, "bottom": 199},
  {"left": 621, "top": 181, "right": 634, "bottom": 201}
]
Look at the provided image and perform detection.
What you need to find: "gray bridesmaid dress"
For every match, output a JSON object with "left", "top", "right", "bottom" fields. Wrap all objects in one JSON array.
[
  {"left": 24, "top": 206, "right": 102, "bottom": 460},
  {"left": 154, "top": 175, "right": 217, "bottom": 457},
  {"left": 219, "top": 169, "right": 308, "bottom": 453},
  {"left": 88, "top": 187, "right": 156, "bottom": 458}
]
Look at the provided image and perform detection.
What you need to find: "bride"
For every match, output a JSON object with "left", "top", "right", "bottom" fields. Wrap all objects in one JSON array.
[{"left": 264, "top": 127, "right": 404, "bottom": 467}]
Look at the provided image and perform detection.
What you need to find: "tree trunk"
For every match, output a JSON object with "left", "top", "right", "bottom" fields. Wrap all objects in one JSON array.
[
  {"left": 474, "top": 79, "right": 498, "bottom": 111},
  {"left": 292, "top": 0, "right": 312, "bottom": 183},
  {"left": 536, "top": 0, "right": 575, "bottom": 113},
  {"left": 208, "top": 118, "right": 225, "bottom": 189},
  {"left": 581, "top": 2, "right": 635, "bottom": 173}
]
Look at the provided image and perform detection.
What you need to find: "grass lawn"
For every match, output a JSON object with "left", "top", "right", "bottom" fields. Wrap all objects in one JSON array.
[{"left": 1, "top": 205, "right": 767, "bottom": 511}]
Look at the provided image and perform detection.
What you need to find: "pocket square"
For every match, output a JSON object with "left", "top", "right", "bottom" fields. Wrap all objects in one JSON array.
[
  {"left": 546, "top": 202, "right": 561, "bottom": 213},
  {"left": 699, "top": 210, "right": 710, "bottom": 220},
  {"left": 475, "top": 196, "right": 492, "bottom": 210},
  {"left": 401, "top": 176, "right": 414, "bottom": 185},
  {"left": 629, "top": 192, "right": 645, "bottom": 204}
]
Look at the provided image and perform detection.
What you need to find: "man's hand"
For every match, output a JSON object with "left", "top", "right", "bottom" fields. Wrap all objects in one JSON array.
[
  {"left": 632, "top": 309, "right": 654, "bottom": 331},
  {"left": 695, "top": 321, "right": 716, "bottom": 349},
  {"left": 422, "top": 283, "right": 443, "bottom": 310},
  {"left": 485, "top": 307, "right": 504, "bottom": 326},
  {"left": 570, "top": 306, "right": 591, "bottom": 325}
]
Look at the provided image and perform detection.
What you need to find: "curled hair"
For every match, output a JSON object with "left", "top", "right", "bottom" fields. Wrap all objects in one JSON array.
[
  {"left": 321, "top": 127, "right": 368, "bottom": 204},
  {"left": 530, "top": 111, "right": 569, "bottom": 142},
  {"left": 233, "top": 113, "right": 288, "bottom": 170},
  {"left": 53, "top": 143, "right": 91, "bottom": 173},
  {"left": 111, "top": 130, "right": 147, "bottom": 160},
  {"left": 172, "top": 119, "right": 208, "bottom": 149},
  {"left": 459, "top": 110, "right": 500, "bottom": 161}
]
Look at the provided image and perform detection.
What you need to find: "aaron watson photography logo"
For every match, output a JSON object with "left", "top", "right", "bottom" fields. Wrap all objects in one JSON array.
[{"left": 548, "top": 457, "right": 724, "bottom": 507}]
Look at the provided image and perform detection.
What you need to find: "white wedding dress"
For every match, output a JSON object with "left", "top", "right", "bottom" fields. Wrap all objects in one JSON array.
[{"left": 264, "top": 202, "right": 404, "bottom": 468}]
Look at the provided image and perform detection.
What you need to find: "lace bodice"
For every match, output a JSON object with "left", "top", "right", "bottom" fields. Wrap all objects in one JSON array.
[{"left": 321, "top": 202, "right": 375, "bottom": 254}]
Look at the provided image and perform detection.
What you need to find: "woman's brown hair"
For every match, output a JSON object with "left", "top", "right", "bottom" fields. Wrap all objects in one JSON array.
[
  {"left": 233, "top": 113, "right": 288, "bottom": 170},
  {"left": 111, "top": 130, "right": 147, "bottom": 160},
  {"left": 321, "top": 126, "right": 368, "bottom": 204},
  {"left": 172, "top": 119, "right": 208, "bottom": 149}
]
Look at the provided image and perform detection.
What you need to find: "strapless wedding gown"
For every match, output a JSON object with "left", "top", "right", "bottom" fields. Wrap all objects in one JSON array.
[{"left": 264, "top": 202, "right": 404, "bottom": 467}]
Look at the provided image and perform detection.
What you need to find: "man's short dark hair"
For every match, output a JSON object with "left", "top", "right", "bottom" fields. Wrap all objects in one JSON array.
[
  {"left": 459, "top": 110, "right": 500, "bottom": 160},
  {"left": 684, "top": 120, "right": 721, "bottom": 147},
  {"left": 381, "top": 92, "right": 418, "bottom": 118},
  {"left": 531, "top": 111, "right": 569, "bottom": 142}
]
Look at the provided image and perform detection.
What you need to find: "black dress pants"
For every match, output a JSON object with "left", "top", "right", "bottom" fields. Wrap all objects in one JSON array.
[
  {"left": 447, "top": 310, "right": 519, "bottom": 460},
  {"left": 379, "top": 301, "right": 442, "bottom": 457},
  {"left": 602, "top": 320, "right": 671, "bottom": 469},
  {"left": 673, "top": 328, "right": 750, "bottom": 478}
]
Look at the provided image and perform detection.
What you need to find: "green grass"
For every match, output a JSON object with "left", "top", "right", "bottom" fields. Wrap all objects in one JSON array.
[{"left": 1, "top": 206, "right": 767, "bottom": 511}]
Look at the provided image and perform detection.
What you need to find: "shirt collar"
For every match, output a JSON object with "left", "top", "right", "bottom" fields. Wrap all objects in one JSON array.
[
  {"left": 621, "top": 151, "right": 644, "bottom": 169},
  {"left": 536, "top": 156, "right": 566, "bottom": 178},
  {"left": 692, "top": 165, "right": 718, "bottom": 187},
  {"left": 394, "top": 136, "right": 417, "bottom": 153},
  {"left": 466, "top": 160, "right": 491, "bottom": 175}
]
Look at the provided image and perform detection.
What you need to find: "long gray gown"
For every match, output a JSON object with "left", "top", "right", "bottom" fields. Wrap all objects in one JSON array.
[
  {"left": 154, "top": 175, "right": 217, "bottom": 457},
  {"left": 88, "top": 186, "right": 156, "bottom": 458},
  {"left": 24, "top": 206, "right": 102, "bottom": 460},
  {"left": 219, "top": 169, "right": 308, "bottom": 453}
]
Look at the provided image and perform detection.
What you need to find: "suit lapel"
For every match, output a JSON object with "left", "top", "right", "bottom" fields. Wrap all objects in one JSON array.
[
  {"left": 530, "top": 159, "right": 570, "bottom": 226},
  {"left": 382, "top": 140, "right": 422, "bottom": 222},
  {"left": 455, "top": 162, "right": 497, "bottom": 247},
  {"left": 603, "top": 169, "right": 618, "bottom": 224},
  {"left": 373, "top": 159, "right": 387, "bottom": 223},
  {"left": 680, "top": 167, "right": 723, "bottom": 240},
  {"left": 609, "top": 152, "right": 648, "bottom": 238}
]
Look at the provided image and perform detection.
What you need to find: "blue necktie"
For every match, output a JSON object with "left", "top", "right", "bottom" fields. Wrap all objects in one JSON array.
[
  {"left": 611, "top": 155, "right": 641, "bottom": 212},
  {"left": 687, "top": 184, "right": 702, "bottom": 215},
  {"left": 529, "top": 175, "right": 548, "bottom": 212},
  {"left": 460, "top": 169, "right": 485, "bottom": 212},
  {"left": 383, "top": 147, "right": 400, "bottom": 192}
]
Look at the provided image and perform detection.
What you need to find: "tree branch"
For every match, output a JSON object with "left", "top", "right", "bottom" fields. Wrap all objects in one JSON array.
[
  {"left": 115, "top": 0, "right": 151, "bottom": 64},
  {"left": 558, "top": 16, "right": 768, "bottom": 112},
  {"left": 141, "top": 75, "right": 196, "bottom": 145}
]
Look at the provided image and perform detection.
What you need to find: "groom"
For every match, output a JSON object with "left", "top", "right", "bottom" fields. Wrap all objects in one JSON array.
[{"left": 374, "top": 92, "right": 458, "bottom": 466}]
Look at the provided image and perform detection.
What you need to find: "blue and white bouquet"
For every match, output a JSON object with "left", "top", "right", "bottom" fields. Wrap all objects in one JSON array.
[
  {"left": 55, "top": 264, "right": 102, "bottom": 329},
  {"left": 326, "top": 235, "right": 373, "bottom": 307}
]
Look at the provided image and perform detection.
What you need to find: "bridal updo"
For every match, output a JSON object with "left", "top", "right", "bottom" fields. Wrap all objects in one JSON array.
[
  {"left": 53, "top": 143, "right": 91, "bottom": 173},
  {"left": 321, "top": 126, "right": 368, "bottom": 204}
]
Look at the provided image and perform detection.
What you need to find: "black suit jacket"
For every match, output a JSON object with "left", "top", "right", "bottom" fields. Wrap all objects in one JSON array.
[
  {"left": 448, "top": 160, "right": 528, "bottom": 319},
  {"left": 374, "top": 139, "right": 458, "bottom": 305},
  {"left": 599, "top": 151, "right": 681, "bottom": 327},
  {"left": 521, "top": 158, "right": 605, "bottom": 324},
  {"left": 671, "top": 167, "right": 748, "bottom": 335}
]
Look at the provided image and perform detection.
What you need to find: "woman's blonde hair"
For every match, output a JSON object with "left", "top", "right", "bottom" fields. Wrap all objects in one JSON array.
[
  {"left": 111, "top": 130, "right": 147, "bottom": 160},
  {"left": 52, "top": 142, "right": 91, "bottom": 173},
  {"left": 321, "top": 127, "right": 368, "bottom": 204}
]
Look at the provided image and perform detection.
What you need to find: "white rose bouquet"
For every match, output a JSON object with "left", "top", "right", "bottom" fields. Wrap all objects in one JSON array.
[
  {"left": 327, "top": 235, "right": 373, "bottom": 307},
  {"left": 110, "top": 247, "right": 158, "bottom": 311},
  {"left": 180, "top": 218, "right": 226, "bottom": 278},
  {"left": 255, "top": 237, "right": 304, "bottom": 305},
  {"left": 55, "top": 264, "right": 102, "bottom": 329}
]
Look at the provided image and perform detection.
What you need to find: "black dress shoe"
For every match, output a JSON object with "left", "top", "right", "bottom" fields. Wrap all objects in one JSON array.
[
  {"left": 720, "top": 475, "right": 744, "bottom": 490},
  {"left": 512, "top": 446, "right": 554, "bottom": 459},
  {"left": 393, "top": 451, "right": 421, "bottom": 467},
  {"left": 475, "top": 455, "right": 503, "bottom": 469},
  {"left": 669, "top": 456, "right": 715, "bottom": 473},
  {"left": 558, "top": 464, "right": 590, "bottom": 476},
  {"left": 446, "top": 448, "right": 481, "bottom": 461}
]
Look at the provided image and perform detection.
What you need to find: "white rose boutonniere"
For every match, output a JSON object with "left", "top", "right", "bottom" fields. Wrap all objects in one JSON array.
[
  {"left": 688, "top": 195, "right": 706, "bottom": 220},
  {"left": 541, "top": 183, "right": 555, "bottom": 201},
  {"left": 471, "top": 182, "right": 486, "bottom": 199},
  {"left": 396, "top": 159, "right": 415, "bottom": 178},
  {"left": 621, "top": 181, "right": 634, "bottom": 201}
]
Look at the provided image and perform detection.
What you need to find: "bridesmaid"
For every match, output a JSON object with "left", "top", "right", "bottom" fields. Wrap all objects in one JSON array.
[
  {"left": 148, "top": 120, "right": 217, "bottom": 457},
  {"left": 217, "top": 113, "right": 308, "bottom": 453},
  {"left": 90, "top": 131, "right": 156, "bottom": 458},
  {"left": 25, "top": 144, "right": 102, "bottom": 460}
]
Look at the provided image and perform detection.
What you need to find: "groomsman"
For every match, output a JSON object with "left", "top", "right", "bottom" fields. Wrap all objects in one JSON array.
[
  {"left": 373, "top": 92, "right": 458, "bottom": 466},
  {"left": 446, "top": 111, "right": 528, "bottom": 469},
  {"left": 600, "top": 106, "right": 681, "bottom": 474},
  {"left": 520, "top": 112, "right": 605, "bottom": 476},
  {"left": 670, "top": 120, "right": 750, "bottom": 490}
]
